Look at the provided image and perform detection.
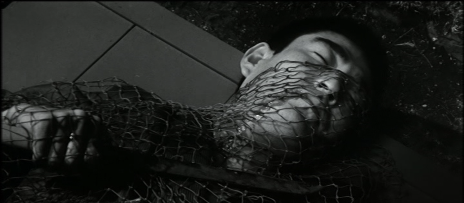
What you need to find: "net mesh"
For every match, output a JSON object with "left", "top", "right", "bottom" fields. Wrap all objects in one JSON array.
[{"left": 2, "top": 61, "right": 403, "bottom": 203}]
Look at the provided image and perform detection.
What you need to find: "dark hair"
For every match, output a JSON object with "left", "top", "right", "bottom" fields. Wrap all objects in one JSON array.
[{"left": 266, "top": 17, "right": 389, "bottom": 105}]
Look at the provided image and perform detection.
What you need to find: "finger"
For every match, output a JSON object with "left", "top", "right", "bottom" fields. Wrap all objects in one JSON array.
[
  {"left": 90, "top": 115, "right": 103, "bottom": 138},
  {"left": 84, "top": 138, "right": 100, "bottom": 165},
  {"left": 2, "top": 110, "right": 8, "bottom": 121},
  {"left": 84, "top": 115, "right": 105, "bottom": 165},
  {"left": 2, "top": 103, "right": 33, "bottom": 125},
  {"left": 47, "top": 113, "right": 70, "bottom": 168},
  {"left": 3, "top": 106, "right": 35, "bottom": 149},
  {"left": 64, "top": 110, "right": 90, "bottom": 166},
  {"left": 2, "top": 123, "right": 31, "bottom": 149},
  {"left": 29, "top": 110, "right": 54, "bottom": 163}
]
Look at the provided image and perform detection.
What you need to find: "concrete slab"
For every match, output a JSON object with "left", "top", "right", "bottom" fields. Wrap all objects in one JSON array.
[
  {"left": 1, "top": 2, "right": 132, "bottom": 91},
  {"left": 99, "top": 1, "right": 244, "bottom": 84},
  {"left": 78, "top": 26, "right": 238, "bottom": 107}
]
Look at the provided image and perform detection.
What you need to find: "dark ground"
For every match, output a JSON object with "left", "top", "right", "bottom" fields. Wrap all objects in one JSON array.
[{"left": 157, "top": 1, "right": 463, "bottom": 174}]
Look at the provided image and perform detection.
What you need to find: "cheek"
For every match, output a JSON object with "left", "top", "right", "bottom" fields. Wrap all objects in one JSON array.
[
  {"left": 323, "top": 88, "right": 368, "bottom": 139},
  {"left": 241, "top": 98, "right": 320, "bottom": 156}
]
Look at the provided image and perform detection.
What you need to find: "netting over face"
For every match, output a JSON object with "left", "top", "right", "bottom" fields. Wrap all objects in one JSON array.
[
  {"left": 215, "top": 61, "right": 369, "bottom": 172},
  {"left": 2, "top": 61, "right": 402, "bottom": 203}
]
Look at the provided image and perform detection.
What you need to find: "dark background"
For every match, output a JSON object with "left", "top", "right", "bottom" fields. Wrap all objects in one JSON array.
[{"left": 156, "top": 1, "right": 463, "bottom": 174}]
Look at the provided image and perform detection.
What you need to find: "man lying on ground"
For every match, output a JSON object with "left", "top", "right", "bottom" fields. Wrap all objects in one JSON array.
[{"left": 2, "top": 17, "right": 398, "bottom": 202}]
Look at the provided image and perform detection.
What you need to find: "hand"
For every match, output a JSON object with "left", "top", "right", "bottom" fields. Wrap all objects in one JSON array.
[{"left": 2, "top": 103, "right": 105, "bottom": 169}]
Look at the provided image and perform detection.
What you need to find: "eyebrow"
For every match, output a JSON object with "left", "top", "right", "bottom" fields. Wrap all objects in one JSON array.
[{"left": 311, "top": 37, "right": 350, "bottom": 61}]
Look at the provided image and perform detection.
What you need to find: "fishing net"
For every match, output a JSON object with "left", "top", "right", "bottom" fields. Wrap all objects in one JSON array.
[{"left": 2, "top": 61, "right": 403, "bottom": 203}]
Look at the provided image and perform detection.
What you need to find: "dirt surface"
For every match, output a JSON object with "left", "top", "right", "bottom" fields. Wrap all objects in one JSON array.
[{"left": 157, "top": 1, "right": 463, "bottom": 173}]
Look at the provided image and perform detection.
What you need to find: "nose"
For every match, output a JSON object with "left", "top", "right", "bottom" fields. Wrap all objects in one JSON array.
[{"left": 315, "top": 78, "right": 341, "bottom": 105}]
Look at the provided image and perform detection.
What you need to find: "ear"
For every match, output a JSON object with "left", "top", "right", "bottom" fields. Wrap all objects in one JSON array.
[{"left": 240, "top": 42, "right": 274, "bottom": 77}]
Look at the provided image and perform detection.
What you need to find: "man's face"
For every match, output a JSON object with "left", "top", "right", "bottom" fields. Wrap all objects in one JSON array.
[{"left": 232, "top": 31, "right": 371, "bottom": 160}]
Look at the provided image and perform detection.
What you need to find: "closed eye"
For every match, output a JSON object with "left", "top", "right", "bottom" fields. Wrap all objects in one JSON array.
[{"left": 313, "top": 52, "right": 328, "bottom": 65}]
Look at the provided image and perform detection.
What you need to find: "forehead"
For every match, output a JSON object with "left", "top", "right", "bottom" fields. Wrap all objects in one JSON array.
[{"left": 285, "top": 31, "right": 370, "bottom": 84}]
